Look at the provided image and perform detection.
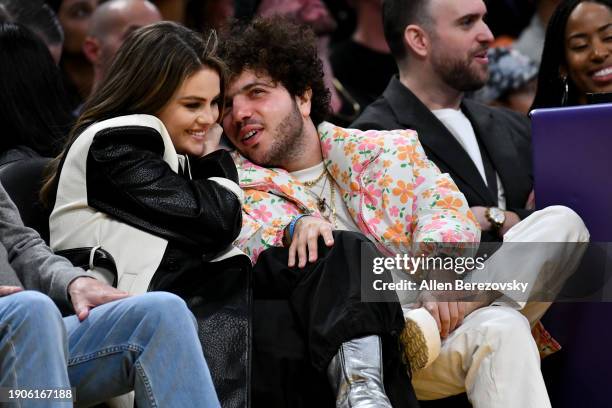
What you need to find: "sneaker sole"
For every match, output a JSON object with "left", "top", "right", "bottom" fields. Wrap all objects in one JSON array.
[{"left": 399, "top": 308, "right": 441, "bottom": 372}]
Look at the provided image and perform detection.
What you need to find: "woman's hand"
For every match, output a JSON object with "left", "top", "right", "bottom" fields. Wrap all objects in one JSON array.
[
  {"left": 287, "top": 216, "right": 334, "bottom": 268},
  {"left": 202, "top": 123, "right": 224, "bottom": 156}
]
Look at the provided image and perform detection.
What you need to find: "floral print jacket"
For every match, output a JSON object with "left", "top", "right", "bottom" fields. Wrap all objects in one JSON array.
[
  {"left": 232, "top": 122, "right": 480, "bottom": 263},
  {"left": 232, "top": 121, "right": 558, "bottom": 357}
]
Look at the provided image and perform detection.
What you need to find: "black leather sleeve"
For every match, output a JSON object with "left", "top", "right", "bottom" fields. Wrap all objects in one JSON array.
[
  {"left": 190, "top": 149, "right": 239, "bottom": 182},
  {"left": 86, "top": 126, "right": 242, "bottom": 254}
]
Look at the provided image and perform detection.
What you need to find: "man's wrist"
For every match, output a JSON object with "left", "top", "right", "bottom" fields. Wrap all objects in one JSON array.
[
  {"left": 499, "top": 211, "right": 520, "bottom": 237},
  {"left": 283, "top": 215, "right": 309, "bottom": 246},
  {"left": 485, "top": 207, "right": 505, "bottom": 232}
]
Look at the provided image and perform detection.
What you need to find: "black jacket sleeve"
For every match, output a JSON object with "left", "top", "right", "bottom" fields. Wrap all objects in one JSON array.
[{"left": 86, "top": 125, "right": 242, "bottom": 254}]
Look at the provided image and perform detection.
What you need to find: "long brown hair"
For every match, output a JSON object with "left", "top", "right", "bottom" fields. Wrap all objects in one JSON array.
[{"left": 41, "top": 21, "right": 226, "bottom": 205}]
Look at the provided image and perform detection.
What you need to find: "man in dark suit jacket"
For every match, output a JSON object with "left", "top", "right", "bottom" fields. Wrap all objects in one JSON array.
[{"left": 352, "top": 0, "right": 533, "bottom": 243}]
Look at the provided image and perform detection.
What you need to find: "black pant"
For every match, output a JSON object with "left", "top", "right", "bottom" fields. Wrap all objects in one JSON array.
[{"left": 252, "top": 230, "right": 419, "bottom": 407}]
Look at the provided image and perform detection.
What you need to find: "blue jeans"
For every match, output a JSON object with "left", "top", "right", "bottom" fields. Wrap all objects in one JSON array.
[{"left": 0, "top": 290, "right": 220, "bottom": 407}]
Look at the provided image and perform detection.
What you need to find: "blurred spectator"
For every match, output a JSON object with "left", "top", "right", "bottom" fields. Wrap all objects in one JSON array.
[
  {"left": 324, "top": 0, "right": 356, "bottom": 41},
  {"left": 0, "top": 0, "right": 64, "bottom": 63},
  {"left": 83, "top": 0, "right": 161, "bottom": 93},
  {"left": 150, "top": 0, "right": 186, "bottom": 23},
  {"left": 484, "top": 0, "right": 536, "bottom": 38},
  {"left": 514, "top": 0, "right": 561, "bottom": 65},
  {"left": 532, "top": 0, "right": 612, "bottom": 108},
  {"left": 330, "top": 0, "right": 396, "bottom": 119},
  {"left": 46, "top": 0, "right": 101, "bottom": 111},
  {"left": 0, "top": 22, "right": 72, "bottom": 166},
  {"left": 470, "top": 47, "right": 538, "bottom": 114},
  {"left": 0, "top": 3, "right": 8, "bottom": 20},
  {"left": 257, "top": 0, "right": 344, "bottom": 119},
  {"left": 185, "top": 0, "right": 234, "bottom": 33}
]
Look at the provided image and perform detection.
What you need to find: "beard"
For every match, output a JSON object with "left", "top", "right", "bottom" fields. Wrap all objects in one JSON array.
[
  {"left": 430, "top": 46, "right": 490, "bottom": 93},
  {"left": 250, "top": 101, "right": 305, "bottom": 168}
]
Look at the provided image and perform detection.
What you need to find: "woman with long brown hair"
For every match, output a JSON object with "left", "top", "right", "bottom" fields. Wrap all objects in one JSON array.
[{"left": 43, "top": 20, "right": 248, "bottom": 405}]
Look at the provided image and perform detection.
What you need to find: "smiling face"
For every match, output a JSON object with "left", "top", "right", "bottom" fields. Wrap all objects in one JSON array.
[
  {"left": 426, "top": 0, "right": 494, "bottom": 92},
  {"left": 58, "top": 0, "right": 99, "bottom": 55},
  {"left": 221, "top": 69, "right": 310, "bottom": 168},
  {"left": 564, "top": 1, "right": 612, "bottom": 102},
  {"left": 157, "top": 67, "right": 221, "bottom": 157}
]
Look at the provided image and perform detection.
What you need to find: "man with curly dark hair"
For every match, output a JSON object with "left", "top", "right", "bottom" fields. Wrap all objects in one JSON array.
[
  {"left": 219, "top": 17, "right": 425, "bottom": 408},
  {"left": 218, "top": 16, "right": 495, "bottom": 408}
]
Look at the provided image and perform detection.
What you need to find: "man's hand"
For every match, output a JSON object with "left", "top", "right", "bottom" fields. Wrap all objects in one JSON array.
[
  {"left": 421, "top": 300, "right": 466, "bottom": 339},
  {"left": 470, "top": 206, "right": 520, "bottom": 237},
  {"left": 287, "top": 216, "right": 334, "bottom": 268},
  {"left": 68, "top": 277, "right": 130, "bottom": 321},
  {"left": 499, "top": 211, "right": 520, "bottom": 236},
  {"left": 0, "top": 286, "right": 23, "bottom": 297},
  {"left": 470, "top": 206, "right": 491, "bottom": 231}
]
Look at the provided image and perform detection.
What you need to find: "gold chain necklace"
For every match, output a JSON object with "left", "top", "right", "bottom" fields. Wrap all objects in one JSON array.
[
  {"left": 302, "top": 168, "right": 328, "bottom": 187},
  {"left": 302, "top": 168, "right": 337, "bottom": 227}
]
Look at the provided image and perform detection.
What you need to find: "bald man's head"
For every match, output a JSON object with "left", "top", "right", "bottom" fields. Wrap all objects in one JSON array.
[{"left": 84, "top": 0, "right": 161, "bottom": 88}]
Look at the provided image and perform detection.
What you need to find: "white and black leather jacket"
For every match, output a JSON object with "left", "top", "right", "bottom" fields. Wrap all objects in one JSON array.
[{"left": 50, "top": 114, "right": 245, "bottom": 294}]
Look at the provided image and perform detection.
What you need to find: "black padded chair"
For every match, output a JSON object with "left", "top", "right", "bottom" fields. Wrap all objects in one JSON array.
[{"left": 0, "top": 157, "right": 52, "bottom": 243}]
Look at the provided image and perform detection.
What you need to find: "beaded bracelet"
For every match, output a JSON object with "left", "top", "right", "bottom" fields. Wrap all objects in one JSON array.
[{"left": 288, "top": 214, "right": 309, "bottom": 241}]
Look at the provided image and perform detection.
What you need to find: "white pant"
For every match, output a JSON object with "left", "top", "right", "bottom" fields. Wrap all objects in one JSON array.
[{"left": 412, "top": 206, "right": 589, "bottom": 407}]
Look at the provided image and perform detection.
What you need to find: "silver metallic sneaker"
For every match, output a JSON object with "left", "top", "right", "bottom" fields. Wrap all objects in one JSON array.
[{"left": 327, "top": 335, "right": 392, "bottom": 408}]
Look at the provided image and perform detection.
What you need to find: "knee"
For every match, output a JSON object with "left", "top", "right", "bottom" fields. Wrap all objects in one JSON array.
[
  {"left": 1, "top": 291, "right": 63, "bottom": 330},
  {"left": 474, "top": 306, "right": 532, "bottom": 347},
  {"left": 127, "top": 292, "right": 195, "bottom": 328},
  {"left": 539, "top": 206, "right": 590, "bottom": 242},
  {"left": 9, "top": 291, "right": 61, "bottom": 318}
]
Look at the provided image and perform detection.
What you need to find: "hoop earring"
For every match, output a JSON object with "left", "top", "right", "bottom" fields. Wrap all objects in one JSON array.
[{"left": 561, "top": 76, "right": 569, "bottom": 106}]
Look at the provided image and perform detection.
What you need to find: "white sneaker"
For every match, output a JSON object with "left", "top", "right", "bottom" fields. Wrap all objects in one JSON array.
[{"left": 399, "top": 307, "right": 441, "bottom": 372}]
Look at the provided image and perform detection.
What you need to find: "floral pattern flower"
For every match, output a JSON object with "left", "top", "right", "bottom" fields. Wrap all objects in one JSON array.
[{"left": 231, "top": 122, "right": 480, "bottom": 264}]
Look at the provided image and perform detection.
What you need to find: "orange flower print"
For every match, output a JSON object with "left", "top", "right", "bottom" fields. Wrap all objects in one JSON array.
[
  {"left": 247, "top": 189, "right": 268, "bottom": 202},
  {"left": 333, "top": 128, "right": 347, "bottom": 140},
  {"left": 382, "top": 221, "right": 408, "bottom": 243},
  {"left": 436, "top": 178, "right": 457, "bottom": 191},
  {"left": 329, "top": 163, "right": 340, "bottom": 179},
  {"left": 279, "top": 183, "right": 295, "bottom": 197},
  {"left": 381, "top": 194, "right": 390, "bottom": 209},
  {"left": 344, "top": 142, "right": 356, "bottom": 156},
  {"left": 397, "top": 145, "right": 416, "bottom": 161},
  {"left": 341, "top": 171, "right": 350, "bottom": 185},
  {"left": 392, "top": 180, "right": 414, "bottom": 204},
  {"left": 435, "top": 196, "right": 465, "bottom": 210},
  {"left": 378, "top": 174, "right": 393, "bottom": 188}
]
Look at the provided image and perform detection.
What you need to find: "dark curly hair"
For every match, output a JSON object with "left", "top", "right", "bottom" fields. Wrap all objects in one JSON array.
[{"left": 220, "top": 16, "right": 330, "bottom": 126}]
